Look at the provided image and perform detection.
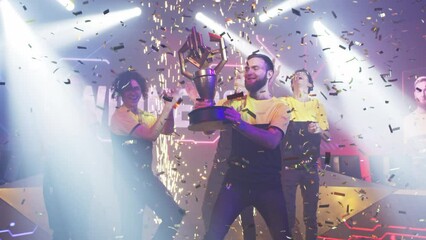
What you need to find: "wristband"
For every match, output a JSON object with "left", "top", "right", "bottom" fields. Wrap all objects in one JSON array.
[{"left": 162, "top": 95, "right": 173, "bottom": 102}]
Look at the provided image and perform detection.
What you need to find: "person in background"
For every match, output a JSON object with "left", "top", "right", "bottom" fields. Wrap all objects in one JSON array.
[
  {"left": 199, "top": 53, "right": 292, "bottom": 240},
  {"left": 280, "top": 69, "right": 330, "bottom": 240},
  {"left": 403, "top": 75, "right": 426, "bottom": 189},
  {"left": 110, "top": 70, "right": 185, "bottom": 240}
]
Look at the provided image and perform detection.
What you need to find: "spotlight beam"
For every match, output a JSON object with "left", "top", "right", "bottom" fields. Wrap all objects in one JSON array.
[
  {"left": 195, "top": 12, "right": 293, "bottom": 92},
  {"left": 258, "top": 0, "right": 315, "bottom": 23}
]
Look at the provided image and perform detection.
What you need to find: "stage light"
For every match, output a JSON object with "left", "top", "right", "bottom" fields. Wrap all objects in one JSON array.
[
  {"left": 36, "top": 6, "right": 142, "bottom": 50},
  {"left": 195, "top": 12, "right": 257, "bottom": 56},
  {"left": 56, "top": 0, "right": 75, "bottom": 11},
  {"left": 258, "top": 0, "right": 315, "bottom": 23},
  {"left": 1, "top": 0, "right": 118, "bottom": 218},
  {"left": 313, "top": 20, "right": 406, "bottom": 156},
  {"left": 125, "top": 6, "right": 142, "bottom": 17}
]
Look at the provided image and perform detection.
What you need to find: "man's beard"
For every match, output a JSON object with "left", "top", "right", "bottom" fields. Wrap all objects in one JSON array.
[{"left": 245, "top": 75, "right": 268, "bottom": 93}]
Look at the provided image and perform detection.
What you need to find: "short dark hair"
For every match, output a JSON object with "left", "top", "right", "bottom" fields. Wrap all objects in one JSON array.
[
  {"left": 415, "top": 76, "right": 426, "bottom": 87},
  {"left": 111, "top": 70, "right": 148, "bottom": 99},
  {"left": 247, "top": 53, "right": 274, "bottom": 72},
  {"left": 291, "top": 69, "right": 314, "bottom": 93}
]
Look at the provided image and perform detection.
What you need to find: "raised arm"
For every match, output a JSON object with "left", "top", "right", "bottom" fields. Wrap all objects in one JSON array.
[{"left": 131, "top": 89, "right": 180, "bottom": 141}]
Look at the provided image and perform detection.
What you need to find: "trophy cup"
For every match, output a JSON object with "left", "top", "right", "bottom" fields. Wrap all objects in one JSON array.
[{"left": 178, "top": 27, "right": 229, "bottom": 131}]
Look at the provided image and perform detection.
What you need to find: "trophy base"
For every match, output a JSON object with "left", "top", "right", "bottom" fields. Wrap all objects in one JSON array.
[{"left": 188, "top": 106, "right": 231, "bottom": 132}]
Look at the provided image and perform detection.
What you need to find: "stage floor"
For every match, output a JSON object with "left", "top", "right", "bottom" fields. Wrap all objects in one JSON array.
[{"left": 1, "top": 171, "right": 425, "bottom": 240}]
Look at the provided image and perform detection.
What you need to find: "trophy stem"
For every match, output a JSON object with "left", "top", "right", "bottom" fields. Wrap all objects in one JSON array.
[{"left": 193, "top": 68, "right": 217, "bottom": 101}]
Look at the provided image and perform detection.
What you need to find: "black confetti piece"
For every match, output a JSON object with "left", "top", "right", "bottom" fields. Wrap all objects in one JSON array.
[
  {"left": 103, "top": 9, "right": 110, "bottom": 15},
  {"left": 112, "top": 44, "right": 125, "bottom": 51},
  {"left": 292, "top": 8, "right": 301, "bottom": 16},
  {"left": 333, "top": 192, "right": 345, "bottom": 197},
  {"left": 226, "top": 92, "right": 244, "bottom": 100},
  {"left": 151, "top": 45, "right": 159, "bottom": 52},
  {"left": 242, "top": 108, "right": 256, "bottom": 119},
  {"left": 325, "top": 152, "right": 331, "bottom": 165}
]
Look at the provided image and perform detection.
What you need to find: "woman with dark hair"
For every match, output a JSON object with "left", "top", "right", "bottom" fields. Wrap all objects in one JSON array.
[{"left": 110, "top": 70, "right": 185, "bottom": 239}]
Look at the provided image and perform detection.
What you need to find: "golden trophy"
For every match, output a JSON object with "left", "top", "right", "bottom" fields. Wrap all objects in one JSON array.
[{"left": 178, "top": 27, "right": 229, "bottom": 131}]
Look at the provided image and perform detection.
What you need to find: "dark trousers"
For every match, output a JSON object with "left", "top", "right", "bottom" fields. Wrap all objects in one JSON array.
[
  {"left": 204, "top": 180, "right": 291, "bottom": 240},
  {"left": 282, "top": 169, "right": 319, "bottom": 240},
  {"left": 116, "top": 172, "right": 184, "bottom": 240},
  {"left": 202, "top": 161, "right": 255, "bottom": 240}
]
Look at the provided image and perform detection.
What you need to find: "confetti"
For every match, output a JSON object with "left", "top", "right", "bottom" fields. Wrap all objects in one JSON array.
[
  {"left": 103, "top": 9, "right": 110, "bottom": 15},
  {"left": 226, "top": 92, "right": 244, "bottom": 100},
  {"left": 324, "top": 152, "right": 331, "bottom": 165},
  {"left": 292, "top": 8, "right": 301, "bottom": 16},
  {"left": 241, "top": 108, "right": 256, "bottom": 119},
  {"left": 112, "top": 44, "right": 125, "bottom": 51},
  {"left": 332, "top": 192, "right": 346, "bottom": 197}
]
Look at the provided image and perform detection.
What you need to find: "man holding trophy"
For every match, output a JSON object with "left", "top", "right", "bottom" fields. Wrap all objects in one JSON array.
[{"left": 178, "top": 28, "right": 292, "bottom": 239}]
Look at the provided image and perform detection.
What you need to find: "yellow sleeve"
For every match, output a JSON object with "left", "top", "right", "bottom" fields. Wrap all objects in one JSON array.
[
  {"left": 110, "top": 110, "right": 139, "bottom": 136},
  {"left": 216, "top": 98, "right": 227, "bottom": 106},
  {"left": 270, "top": 101, "right": 290, "bottom": 133},
  {"left": 141, "top": 112, "right": 157, "bottom": 128}
]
